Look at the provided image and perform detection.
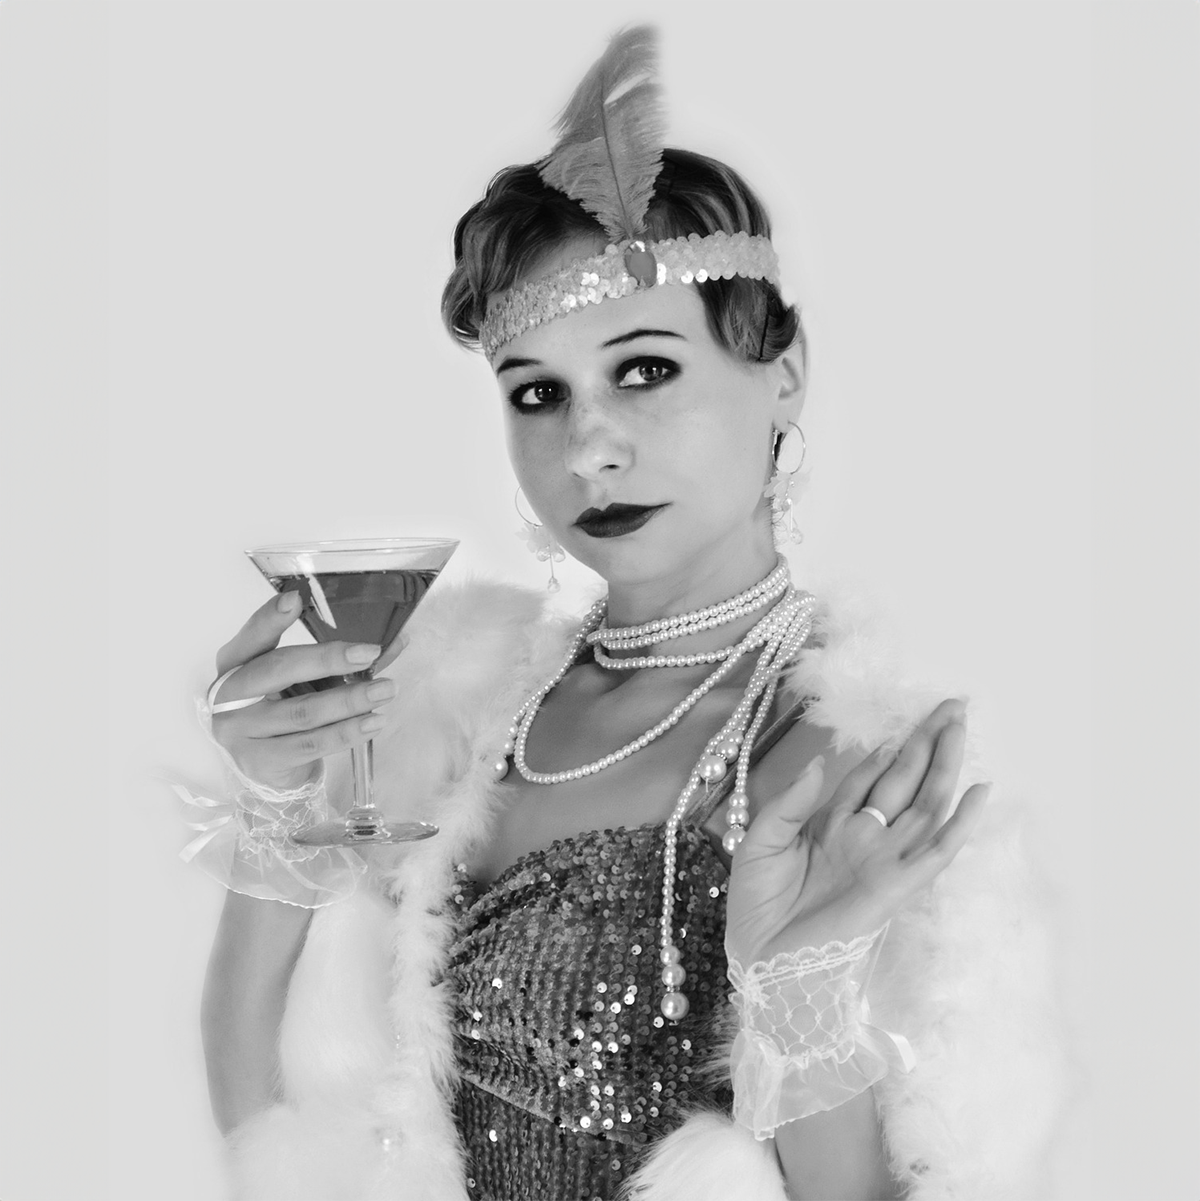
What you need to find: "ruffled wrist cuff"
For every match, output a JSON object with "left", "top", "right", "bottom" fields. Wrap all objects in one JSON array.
[
  {"left": 727, "top": 925, "right": 916, "bottom": 1139},
  {"left": 174, "top": 691, "right": 366, "bottom": 908},
  {"left": 175, "top": 766, "right": 366, "bottom": 908}
]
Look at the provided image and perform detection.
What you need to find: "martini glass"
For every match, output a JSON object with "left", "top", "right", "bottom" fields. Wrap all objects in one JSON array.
[{"left": 245, "top": 537, "right": 458, "bottom": 846}]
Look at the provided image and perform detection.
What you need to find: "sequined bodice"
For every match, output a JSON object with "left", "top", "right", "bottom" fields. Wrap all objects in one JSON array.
[{"left": 446, "top": 823, "right": 734, "bottom": 1201}]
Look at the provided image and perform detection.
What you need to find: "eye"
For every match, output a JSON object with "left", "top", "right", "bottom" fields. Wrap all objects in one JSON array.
[
  {"left": 616, "top": 357, "right": 678, "bottom": 389},
  {"left": 508, "top": 378, "right": 567, "bottom": 412}
]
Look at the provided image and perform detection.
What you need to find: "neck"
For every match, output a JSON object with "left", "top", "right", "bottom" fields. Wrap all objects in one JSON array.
[
  {"left": 604, "top": 525, "right": 778, "bottom": 620},
  {"left": 600, "top": 534, "right": 784, "bottom": 658}
]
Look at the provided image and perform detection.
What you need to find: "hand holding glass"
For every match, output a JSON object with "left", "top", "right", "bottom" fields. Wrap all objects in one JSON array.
[{"left": 245, "top": 538, "right": 458, "bottom": 846}]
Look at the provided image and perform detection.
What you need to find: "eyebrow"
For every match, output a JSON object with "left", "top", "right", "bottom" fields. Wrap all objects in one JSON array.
[
  {"left": 495, "top": 328, "right": 685, "bottom": 374},
  {"left": 495, "top": 356, "right": 540, "bottom": 375},
  {"left": 601, "top": 327, "right": 685, "bottom": 349}
]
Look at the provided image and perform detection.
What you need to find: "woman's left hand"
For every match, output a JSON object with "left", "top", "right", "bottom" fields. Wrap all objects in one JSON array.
[{"left": 725, "top": 698, "right": 991, "bottom": 966}]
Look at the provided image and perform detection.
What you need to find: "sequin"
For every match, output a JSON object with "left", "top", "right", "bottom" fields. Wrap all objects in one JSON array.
[
  {"left": 480, "top": 233, "right": 781, "bottom": 360},
  {"left": 447, "top": 823, "right": 733, "bottom": 1200}
]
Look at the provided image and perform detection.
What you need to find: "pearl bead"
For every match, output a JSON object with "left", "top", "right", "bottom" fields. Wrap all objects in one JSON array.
[
  {"left": 660, "top": 945, "right": 682, "bottom": 965},
  {"left": 661, "top": 962, "right": 686, "bottom": 987},
  {"left": 722, "top": 827, "right": 747, "bottom": 855},
  {"left": 716, "top": 739, "right": 742, "bottom": 761},
  {"left": 698, "top": 754, "right": 727, "bottom": 783},
  {"left": 492, "top": 759, "right": 510, "bottom": 781},
  {"left": 725, "top": 807, "right": 748, "bottom": 828},
  {"left": 661, "top": 992, "right": 690, "bottom": 1021}
]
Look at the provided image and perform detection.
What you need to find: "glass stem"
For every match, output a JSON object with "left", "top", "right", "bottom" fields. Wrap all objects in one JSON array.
[
  {"left": 348, "top": 668, "right": 376, "bottom": 812},
  {"left": 350, "top": 740, "right": 375, "bottom": 812}
]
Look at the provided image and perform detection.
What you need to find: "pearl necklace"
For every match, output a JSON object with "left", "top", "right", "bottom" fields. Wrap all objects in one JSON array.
[
  {"left": 490, "top": 564, "right": 818, "bottom": 1021},
  {"left": 587, "top": 560, "right": 790, "bottom": 651},
  {"left": 512, "top": 606, "right": 793, "bottom": 785},
  {"left": 591, "top": 644, "right": 733, "bottom": 670}
]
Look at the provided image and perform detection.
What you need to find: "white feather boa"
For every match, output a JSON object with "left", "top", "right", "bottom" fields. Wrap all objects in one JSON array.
[{"left": 223, "top": 579, "right": 1066, "bottom": 1201}]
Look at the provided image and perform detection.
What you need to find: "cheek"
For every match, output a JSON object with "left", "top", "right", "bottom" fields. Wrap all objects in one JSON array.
[
  {"left": 505, "top": 418, "right": 562, "bottom": 501},
  {"left": 684, "top": 407, "right": 771, "bottom": 505}
]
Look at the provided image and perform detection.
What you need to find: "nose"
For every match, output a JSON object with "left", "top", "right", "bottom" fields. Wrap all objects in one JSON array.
[{"left": 563, "top": 396, "right": 632, "bottom": 480}]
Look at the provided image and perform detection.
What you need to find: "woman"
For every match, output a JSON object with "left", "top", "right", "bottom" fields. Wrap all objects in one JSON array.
[{"left": 194, "top": 27, "right": 1061, "bottom": 1201}]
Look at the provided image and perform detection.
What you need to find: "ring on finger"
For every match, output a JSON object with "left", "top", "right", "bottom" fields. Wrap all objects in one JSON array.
[
  {"left": 206, "top": 666, "right": 268, "bottom": 716},
  {"left": 859, "top": 805, "right": 889, "bottom": 828}
]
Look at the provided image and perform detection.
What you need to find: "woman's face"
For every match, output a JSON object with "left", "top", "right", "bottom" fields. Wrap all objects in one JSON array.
[{"left": 491, "top": 246, "right": 804, "bottom": 593}]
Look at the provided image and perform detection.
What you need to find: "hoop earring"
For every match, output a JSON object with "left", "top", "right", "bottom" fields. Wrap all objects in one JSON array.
[
  {"left": 515, "top": 488, "right": 565, "bottom": 593},
  {"left": 764, "top": 423, "right": 807, "bottom": 545}
]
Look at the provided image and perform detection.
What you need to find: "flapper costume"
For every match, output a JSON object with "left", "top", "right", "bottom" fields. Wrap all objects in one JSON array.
[{"left": 446, "top": 822, "right": 734, "bottom": 1201}]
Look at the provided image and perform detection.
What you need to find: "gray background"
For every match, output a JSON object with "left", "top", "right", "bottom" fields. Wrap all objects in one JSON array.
[{"left": 1, "top": 2, "right": 1196, "bottom": 1198}]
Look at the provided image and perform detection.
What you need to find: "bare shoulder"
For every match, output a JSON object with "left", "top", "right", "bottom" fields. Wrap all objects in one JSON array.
[{"left": 747, "top": 710, "right": 863, "bottom": 822}]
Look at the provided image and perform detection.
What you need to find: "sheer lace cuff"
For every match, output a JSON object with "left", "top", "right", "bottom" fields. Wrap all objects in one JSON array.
[
  {"left": 174, "top": 769, "right": 365, "bottom": 907},
  {"left": 174, "top": 697, "right": 366, "bottom": 908},
  {"left": 727, "top": 925, "right": 916, "bottom": 1139}
]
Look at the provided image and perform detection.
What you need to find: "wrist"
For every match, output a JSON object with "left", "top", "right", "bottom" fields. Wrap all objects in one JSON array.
[
  {"left": 732, "top": 900, "right": 889, "bottom": 968},
  {"left": 177, "top": 762, "right": 366, "bottom": 909},
  {"left": 727, "top": 924, "right": 915, "bottom": 1140}
]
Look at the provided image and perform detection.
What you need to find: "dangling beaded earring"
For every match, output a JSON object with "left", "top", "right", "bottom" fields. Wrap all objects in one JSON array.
[
  {"left": 764, "top": 422, "right": 807, "bottom": 545},
  {"left": 515, "top": 488, "right": 565, "bottom": 593}
]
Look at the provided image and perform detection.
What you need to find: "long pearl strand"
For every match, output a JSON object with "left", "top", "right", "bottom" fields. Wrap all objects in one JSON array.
[
  {"left": 655, "top": 590, "right": 815, "bottom": 1021},
  {"left": 490, "top": 562, "right": 817, "bottom": 1021}
]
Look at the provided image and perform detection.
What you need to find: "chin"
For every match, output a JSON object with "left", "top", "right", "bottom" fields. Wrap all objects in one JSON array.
[{"left": 566, "top": 535, "right": 679, "bottom": 588}]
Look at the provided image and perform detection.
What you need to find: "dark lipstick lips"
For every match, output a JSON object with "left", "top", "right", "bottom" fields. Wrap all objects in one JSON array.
[{"left": 574, "top": 503, "right": 665, "bottom": 539}]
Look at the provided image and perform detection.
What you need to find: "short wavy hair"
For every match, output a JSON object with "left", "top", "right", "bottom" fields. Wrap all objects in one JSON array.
[{"left": 441, "top": 147, "right": 803, "bottom": 366}]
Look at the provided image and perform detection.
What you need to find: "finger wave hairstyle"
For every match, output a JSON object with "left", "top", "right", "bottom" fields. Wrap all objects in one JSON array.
[{"left": 441, "top": 147, "right": 804, "bottom": 367}]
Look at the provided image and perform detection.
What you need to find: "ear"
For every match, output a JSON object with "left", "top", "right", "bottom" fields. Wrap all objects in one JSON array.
[{"left": 771, "top": 349, "right": 807, "bottom": 431}]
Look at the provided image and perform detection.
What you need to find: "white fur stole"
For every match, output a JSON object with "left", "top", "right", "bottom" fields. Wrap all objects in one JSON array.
[{"left": 223, "top": 578, "right": 1065, "bottom": 1201}]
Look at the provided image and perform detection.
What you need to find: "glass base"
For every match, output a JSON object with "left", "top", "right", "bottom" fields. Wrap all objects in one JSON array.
[{"left": 290, "top": 809, "right": 439, "bottom": 847}]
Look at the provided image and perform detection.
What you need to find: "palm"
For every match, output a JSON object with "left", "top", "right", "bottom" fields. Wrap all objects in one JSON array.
[{"left": 725, "top": 699, "right": 991, "bottom": 966}]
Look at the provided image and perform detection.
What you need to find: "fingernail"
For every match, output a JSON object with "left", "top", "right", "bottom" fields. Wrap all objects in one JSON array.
[
  {"left": 367, "top": 680, "right": 395, "bottom": 702},
  {"left": 361, "top": 714, "right": 385, "bottom": 733},
  {"left": 347, "top": 643, "right": 381, "bottom": 665},
  {"left": 806, "top": 754, "right": 825, "bottom": 774},
  {"left": 277, "top": 591, "right": 300, "bottom": 613}
]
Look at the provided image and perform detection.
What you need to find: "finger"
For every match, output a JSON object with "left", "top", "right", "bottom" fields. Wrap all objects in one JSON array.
[
  {"left": 231, "top": 639, "right": 383, "bottom": 698},
  {"left": 738, "top": 756, "right": 825, "bottom": 857},
  {"left": 890, "top": 717, "right": 966, "bottom": 840},
  {"left": 864, "top": 698, "right": 966, "bottom": 822},
  {"left": 240, "top": 711, "right": 388, "bottom": 775},
  {"left": 901, "top": 781, "right": 992, "bottom": 870},
  {"left": 826, "top": 742, "right": 902, "bottom": 817},
  {"left": 231, "top": 676, "right": 397, "bottom": 738},
  {"left": 374, "top": 631, "right": 410, "bottom": 674},
  {"left": 216, "top": 591, "right": 304, "bottom": 676}
]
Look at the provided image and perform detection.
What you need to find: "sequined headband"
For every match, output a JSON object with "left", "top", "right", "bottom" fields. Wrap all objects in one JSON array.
[{"left": 480, "top": 231, "right": 780, "bottom": 361}]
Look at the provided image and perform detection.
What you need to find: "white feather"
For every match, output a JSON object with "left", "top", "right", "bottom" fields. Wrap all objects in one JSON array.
[{"left": 621, "top": 1112, "right": 788, "bottom": 1201}]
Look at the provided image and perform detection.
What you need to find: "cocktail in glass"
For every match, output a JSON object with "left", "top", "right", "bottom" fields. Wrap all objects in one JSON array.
[{"left": 245, "top": 537, "right": 458, "bottom": 846}]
